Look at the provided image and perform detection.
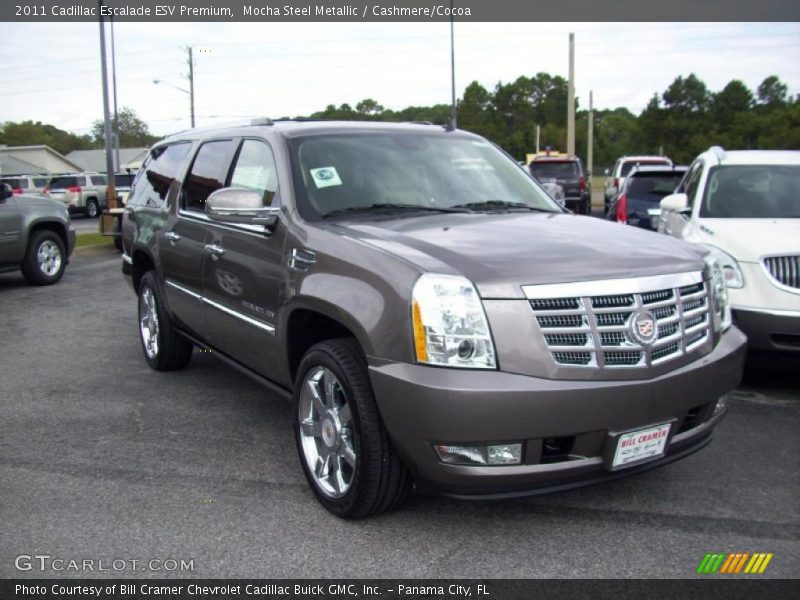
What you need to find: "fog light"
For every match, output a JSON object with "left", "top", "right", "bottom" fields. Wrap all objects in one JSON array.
[
  {"left": 434, "top": 443, "right": 522, "bottom": 466},
  {"left": 714, "top": 394, "right": 729, "bottom": 416},
  {"left": 486, "top": 444, "right": 523, "bottom": 465}
]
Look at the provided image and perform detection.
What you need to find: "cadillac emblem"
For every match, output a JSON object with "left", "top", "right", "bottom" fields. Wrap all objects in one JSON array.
[{"left": 631, "top": 312, "right": 658, "bottom": 344}]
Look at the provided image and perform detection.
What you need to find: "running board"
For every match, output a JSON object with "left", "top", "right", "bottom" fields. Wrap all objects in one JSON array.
[{"left": 176, "top": 329, "right": 293, "bottom": 403}]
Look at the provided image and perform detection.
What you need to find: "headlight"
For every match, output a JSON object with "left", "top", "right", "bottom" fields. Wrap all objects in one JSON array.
[
  {"left": 412, "top": 274, "right": 496, "bottom": 369},
  {"left": 700, "top": 244, "right": 744, "bottom": 289},
  {"left": 704, "top": 252, "right": 732, "bottom": 332}
]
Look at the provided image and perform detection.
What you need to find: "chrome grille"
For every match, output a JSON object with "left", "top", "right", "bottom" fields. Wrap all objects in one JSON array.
[
  {"left": 524, "top": 272, "right": 711, "bottom": 368},
  {"left": 763, "top": 255, "right": 800, "bottom": 291}
]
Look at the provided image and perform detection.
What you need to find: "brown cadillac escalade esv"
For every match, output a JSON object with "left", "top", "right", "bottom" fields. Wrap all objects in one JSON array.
[{"left": 121, "top": 120, "right": 746, "bottom": 518}]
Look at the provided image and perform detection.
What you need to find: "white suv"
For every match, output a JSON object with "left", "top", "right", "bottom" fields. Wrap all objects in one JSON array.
[{"left": 659, "top": 147, "right": 800, "bottom": 353}]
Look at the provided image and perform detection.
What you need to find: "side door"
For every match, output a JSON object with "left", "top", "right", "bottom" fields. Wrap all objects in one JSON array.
[
  {"left": 162, "top": 139, "right": 234, "bottom": 340},
  {"left": 202, "top": 137, "right": 287, "bottom": 376},
  {"left": 0, "top": 195, "right": 23, "bottom": 266}
]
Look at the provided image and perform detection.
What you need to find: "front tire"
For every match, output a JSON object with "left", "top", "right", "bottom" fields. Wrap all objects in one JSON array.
[
  {"left": 137, "top": 271, "right": 193, "bottom": 371},
  {"left": 21, "top": 230, "right": 66, "bottom": 285},
  {"left": 294, "top": 338, "right": 410, "bottom": 518}
]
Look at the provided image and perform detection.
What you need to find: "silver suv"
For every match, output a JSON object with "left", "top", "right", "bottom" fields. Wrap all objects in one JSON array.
[
  {"left": 44, "top": 172, "right": 108, "bottom": 218},
  {"left": 0, "top": 183, "right": 76, "bottom": 285}
]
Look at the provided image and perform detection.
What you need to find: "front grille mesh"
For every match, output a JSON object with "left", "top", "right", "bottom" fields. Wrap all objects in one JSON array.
[
  {"left": 763, "top": 255, "right": 800, "bottom": 290},
  {"left": 529, "top": 275, "right": 711, "bottom": 368}
]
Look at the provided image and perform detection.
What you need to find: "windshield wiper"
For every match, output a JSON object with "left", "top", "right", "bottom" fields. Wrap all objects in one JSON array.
[
  {"left": 323, "top": 203, "right": 471, "bottom": 218},
  {"left": 451, "top": 200, "right": 559, "bottom": 213}
]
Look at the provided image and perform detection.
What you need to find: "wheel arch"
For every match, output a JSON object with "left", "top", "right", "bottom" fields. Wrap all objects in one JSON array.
[
  {"left": 27, "top": 220, "right": 69, "bottom": 260},
  {"left": 283, "top": 303, "right": 373, "bottom": 386},
  {"left": 131, "top": 247, "right": 157, "bottom": 293}
]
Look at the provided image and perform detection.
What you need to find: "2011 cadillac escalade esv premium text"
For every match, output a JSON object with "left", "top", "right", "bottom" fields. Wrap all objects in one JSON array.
[{"left": 121, "top": 120, "right": 746, "bottom": 518}]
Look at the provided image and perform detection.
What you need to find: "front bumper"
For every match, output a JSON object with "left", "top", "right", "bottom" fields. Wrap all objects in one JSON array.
[
  {"left": 733, "top": 307, "right": 800, "bottom": 352},
  {"left": 369, "top": 327, "right": 746, "bottom": 497}
]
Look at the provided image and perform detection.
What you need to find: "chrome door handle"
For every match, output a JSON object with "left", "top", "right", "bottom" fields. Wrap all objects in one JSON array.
[
  {"left": 165, "top": 231, "right": 181, "bottom": 245},
  {"left": 205, "top": 243, "right": 225, "bottom": 260}
]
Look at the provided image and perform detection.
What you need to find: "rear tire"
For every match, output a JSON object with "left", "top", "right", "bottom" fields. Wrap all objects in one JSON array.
[
  {"left": 137, "top": 271, "right": 193, "bottom": 371},
  {"left": 21, "top": 230, "right": 66, "bottom": 286},
  {"left": 85, "top": 199, "right": 99, "bottom": 218},
  {"left": 294, "top": 338, "right": 411, "bottom": 518}
]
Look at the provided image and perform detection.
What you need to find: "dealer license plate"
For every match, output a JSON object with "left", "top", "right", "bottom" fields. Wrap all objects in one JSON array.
[{"left": 612, "top": 423, "right": 671, "bottom": 468}]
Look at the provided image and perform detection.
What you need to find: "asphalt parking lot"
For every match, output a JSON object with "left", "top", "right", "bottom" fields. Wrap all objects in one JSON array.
[{"left": 0, "top": 251, "right": 798, "bottom": 579}]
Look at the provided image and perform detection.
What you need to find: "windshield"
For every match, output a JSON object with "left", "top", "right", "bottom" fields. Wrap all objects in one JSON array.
[
  {"left": 625, "top": 172, "right": 684, "bottom": 202},
  {"left": 289, "top": 132, "right": 560, "bottom": 219},
  {"left": 700, "top": 165, "right": 800, "bottom": 218},
  {"left": 529, "top": 161, "right": 578, "bottom": 180}
]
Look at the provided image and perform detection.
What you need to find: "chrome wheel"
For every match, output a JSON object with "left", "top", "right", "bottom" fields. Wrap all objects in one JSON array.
[
  {"left": 139, "top": 284, "right": 160, "bottom": 360},
  {"left": 86, "top": 201, "right": 98, "bottom": 218},
  {"left": 37, "top": 240, "right": 62, "bottom": 277},
  {"left": 298, "top": 366, "right": 356, "bottom": 499}
]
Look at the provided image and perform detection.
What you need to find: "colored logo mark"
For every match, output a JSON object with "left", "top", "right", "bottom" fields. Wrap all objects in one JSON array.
[{"left": 697, "top": 552, "right": 774, "bottom": 574}]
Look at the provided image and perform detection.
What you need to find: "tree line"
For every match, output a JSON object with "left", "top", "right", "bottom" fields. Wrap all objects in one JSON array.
[
  {"left": 310, "top": 73, "right": 799, "bottom": 168},
  {"left": 1, "top": 73, "right": 796, "bottom": 171}
]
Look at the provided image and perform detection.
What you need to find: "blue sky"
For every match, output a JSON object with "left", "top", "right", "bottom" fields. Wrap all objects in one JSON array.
[{"left": 2, "top": 21, "right": 799, "bottom": 137}]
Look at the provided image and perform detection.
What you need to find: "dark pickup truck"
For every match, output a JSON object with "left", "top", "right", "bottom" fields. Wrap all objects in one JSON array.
[{"left": 121, "top": 120, "right": 746, "bottom": 518}]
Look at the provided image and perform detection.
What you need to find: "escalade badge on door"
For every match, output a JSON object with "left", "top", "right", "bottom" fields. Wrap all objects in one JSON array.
[{"left": 631, "top": 312, "right": 658, "bottom": 344}]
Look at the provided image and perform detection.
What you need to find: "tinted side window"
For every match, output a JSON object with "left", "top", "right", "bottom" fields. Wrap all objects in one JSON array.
[
  {"left": 228, "top": 139, "right": 279, "bottom": 207},
  {"left": 92, "top": 175, "right": 108, "bottom": 186},
  {"left": 33, "top": 178, "right": 49, "bottom": 187},
  {"left": 183, "top": 140, "right": 233, "bottom": 212},
  {"left": 128, "top": 143, "right": 192, "bottom": 209}
]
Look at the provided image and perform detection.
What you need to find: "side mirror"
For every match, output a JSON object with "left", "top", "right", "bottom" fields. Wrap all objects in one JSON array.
[
  {"left": 206, "top": 188, "right": 280, "bottom": 231},
  {"left": 0, "top": 183, "right": 12, "bottom": 201},
  {"left": 604, "top": 168, "right": 610, "bottom": 176},
  {"left": 660, "top": 193, "right": 690, "bottom": 213}
]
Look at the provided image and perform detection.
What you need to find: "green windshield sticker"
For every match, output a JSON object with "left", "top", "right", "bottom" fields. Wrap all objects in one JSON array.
[{"left": 310, "top": 166, "right": 343, "bottom": 189}]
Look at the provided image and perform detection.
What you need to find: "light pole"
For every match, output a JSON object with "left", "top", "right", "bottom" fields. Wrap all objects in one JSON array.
[
  {"left": 448, "top": 0, "right": 457, "bottom": 131},
  {"left": 153, "top": 79, "right": 194, "bottom": 127}
]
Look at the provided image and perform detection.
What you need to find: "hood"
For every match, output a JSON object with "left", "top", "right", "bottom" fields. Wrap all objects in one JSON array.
[
  {"left": 688, "top": 218, "right": 800, "bottom": 263},
  {"left": 325, "top": 212, "right": 705, "bottom": 298}
]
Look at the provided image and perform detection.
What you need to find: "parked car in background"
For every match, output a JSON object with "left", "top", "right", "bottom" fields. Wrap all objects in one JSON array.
[
  {"left": 0, "top": 183, "right": 76, "bottom": 285},
  {"left": 44, "top": 172, "right": 108, "bottom": 218},
  {"left": 659, "top": 146, "right": 800, "bottom": 354},
  {"left": 114, "top": 173, "right": 136, "bottom": 205},
  {"left": 607, "top": 165, "right": 687, "bottom": 230},
  {"left": 605, "top": 155, "right": 673, "bottom": 213},
  {"left": 528, "top": 154, "right": 591, "bottom": 214},
  {"left": 122, "top": 119, "right": 745, "bottom": 518},
  {"left": 0, "top": 174, "right": 50, "bottom": 196}
]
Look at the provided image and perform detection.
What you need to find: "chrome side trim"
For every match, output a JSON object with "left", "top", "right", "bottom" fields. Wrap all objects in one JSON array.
[
  {"left": 166, "top": 279, "right": 202, "bottom": 300},
  {"left": 522, "top": 271, "right": 703, "bottom": 299},
  {"left": 177, "top": 209, "right": 266, "bottom": 235},
  {"left": 121, "top": 252, "right": 133, "bottom": 265},
  {"left": 165, "top": 279, "right": 275, "bottom": 335}
]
